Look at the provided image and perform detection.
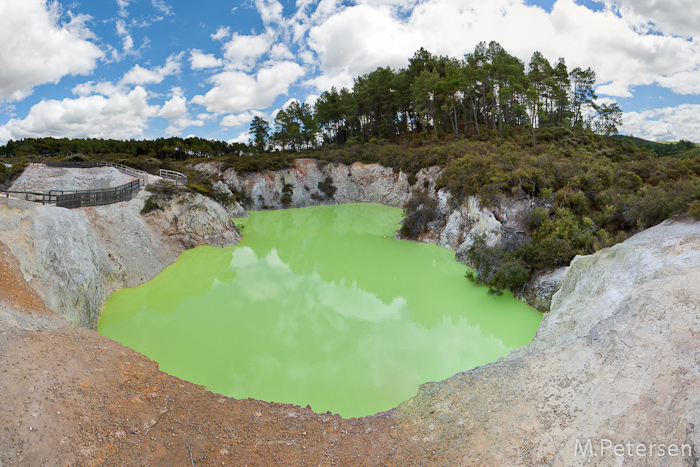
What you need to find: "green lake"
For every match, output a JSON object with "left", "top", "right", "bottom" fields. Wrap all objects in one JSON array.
[{"left": 97, "top": 203, "right": 542, "bottom": 418}]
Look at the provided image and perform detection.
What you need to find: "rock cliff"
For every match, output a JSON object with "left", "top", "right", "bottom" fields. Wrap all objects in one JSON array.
[
  {"left": 195, "top": 159, "right": 441, "bottom": 209},
  {"left": 393, "top": 217, "right": 700, "bottom": 465},
  {"left": 0, "top": 190, "right": 241, "bottom": 328}
]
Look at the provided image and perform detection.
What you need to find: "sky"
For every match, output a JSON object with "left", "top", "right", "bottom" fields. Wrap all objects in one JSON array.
[{"left": 0, "top": 0, "right": 699, "bottom": 146}]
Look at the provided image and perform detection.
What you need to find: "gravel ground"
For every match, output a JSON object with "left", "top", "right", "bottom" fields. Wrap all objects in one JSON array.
[{"left": 9, "top": 165, "right": 135, "bottom": 192}]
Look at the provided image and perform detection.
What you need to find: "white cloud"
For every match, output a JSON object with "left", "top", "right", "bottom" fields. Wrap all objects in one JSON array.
[
  {"left": 269, "top": 43, "right": 295, "bottom": 60},
  {"left": 192, "top": 61, "right": 305, "bottom": 114},
  {"left": 222, "top": 32, "right": 275, "bottom": 70},
  {"left": 655, "top": 70, "right": 700, "bottom": 95},
  {"left": 621, "top": 104, "right": 700, "bottom": 142},
  {"left": 220, "top": 111, "right": 265, "bottom": 128},
  {"left": 72, "top": 81, "right": 123, "bottom": 97},
  {"left": 121, "top": 52, "right": 184, "bottom": 85},
  {"left": 228, "top": 133, "right": 251, "bottom": 145},
  {"left": 0, "top": 0, "right": 103, "bottom": 102},
  {"left": 189, "top": 49, "right": 224, "bottom": 70},
  {"left": 117, "top": 0, "right": 132, "bottom": 18},
  {"left": 151, "top": 0, "right": 173, "bottom": 16},
  {"left": 115, "top": 18, "right": 135, "bottom": 57},
  {"left": 0, "top": 86, "right": 159, "bottom": 143},
  {"left": 254, "top": 0, "right": 284, "bottom": 25},
  {"left": 600, "top": 0, "right": 700, "bottom": 39},
  {"left": 157, "top": 87, "right": 205, "bottom": 135},
  {"left": 158, "top": 87, "right": 187, "bottom": 120},
  {"left": 211, "top": 26, "right": 231, "bottom": 41}
]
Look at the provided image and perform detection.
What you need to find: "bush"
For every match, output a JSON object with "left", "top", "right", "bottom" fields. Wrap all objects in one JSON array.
[
  {"left": 141, "top": 196, "right": 162, "bottom": 214},
  {"left": 399, "top": 189, "right": 439, "bottom": 238},
  {"left": 688, "top": 200, "right": 700, "bottom": 220},
  {"left": 0, "top": 161, "right": 27, "bottom": 189},
  {"left": 141, "top": 180, "right": 186, "bottom": 214},
  {"left": 317, "top": 176, "right": 337, "bottom": 199},
  {"left": 280, "top": 182, "right": 293, "bottom": 206},
  {"left": 462, "top": 233, "right": 530, "bottom": 294},
  {"left": 146, "top": 180, "right": 185, "bottom": 199}
]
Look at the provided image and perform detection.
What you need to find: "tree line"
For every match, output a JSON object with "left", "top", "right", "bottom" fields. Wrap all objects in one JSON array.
[
  {"left": 0, "top": 136, "right": 248, "bottom": 159},
  {"left": 252, "top": 41, "right": 622, "bottom": 151}
]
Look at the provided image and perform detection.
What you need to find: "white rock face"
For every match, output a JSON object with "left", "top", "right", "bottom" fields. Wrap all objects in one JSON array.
[
  {"left": 0, "top": 189, "right": 241, "bottom": 328},
  {"left": 196, "top": 159, "right": 442, "bottom": 209},
  {"left": 534, "top": 218, "right": 700, "bottom": 349},
  {"left": 400, "top": 217, "right": 700, "bottom": 465}
]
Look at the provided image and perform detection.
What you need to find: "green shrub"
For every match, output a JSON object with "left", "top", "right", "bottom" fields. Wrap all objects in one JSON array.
[
  {"left": 0, "top": 161, "right": 27, "bottom": 189},
  {"left": 399, "top": 189, "right": 439, "bottom": 238},
  {"left": 280, "top": 182, "right": 293, "bottom": 206},
  {"left": 317, "top": 176, "right": 337, "bottom": 199},
  {"left": 462, "top": 233, "right": 530, "bottom": 294},
  {"left": 141, "top": 196, "right": 162, "bottom": 214},
  {"left": 688, "top": 200, "right": 700, "bottom": 220}
]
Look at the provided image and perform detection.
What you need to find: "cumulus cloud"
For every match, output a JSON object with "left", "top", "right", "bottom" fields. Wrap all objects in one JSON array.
[
  {"left": 192, "top": 61, "right": 305, "bottom": 114},
  {"left": 0, "top": 86, "right": 159, "bottom": 143},
  {"left": 0, "top": 0, "right": 103, "bottom": 102},
  {"left": 121, "top": 52, "right": 184, "bottom": 85},
  {"left": 220, "top": 111, "right": 266, "bottom": 128},
  {"left": 189, "top": 49, "right": 224, "bottom": 70},
  {"left": 254, "top": 0, "right": 285, "bottom": 25},
  {"left": 228, "top": 133, "right": 251, "bottom": 145},
  {"left": 599, "top": 0, "right": 700, "bottom": 39},
  {"left": 222, "top": 32, "right": 275, "bottom": 70},
  {"left": 621, "top": 104, "right": 700, "bottom": 142},
  {"left": 211, "top": 26, "right": 231, "bottom": 41},
  {"left": 157, "top": 87, "right": 205, "bottom": 135},
  {"left": 158, "top": 87, "right": 187, "bottom": 120}
]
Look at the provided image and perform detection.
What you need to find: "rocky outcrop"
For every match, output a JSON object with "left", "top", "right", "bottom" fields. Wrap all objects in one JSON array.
[
  {"left": 195, "top": 159, "right": 442, "bottom": 209},
  {"left": 393, "top": 217, "right": 700, "bottom": 465},
  {"left": 516, "top": 267, "right": 567, "bottom": 312},
  {"left": 0, "top": 190, "right": 241, "bottom": 328},
  {"left": 438, "top": 191, "right": 530, "bottom": 252}
]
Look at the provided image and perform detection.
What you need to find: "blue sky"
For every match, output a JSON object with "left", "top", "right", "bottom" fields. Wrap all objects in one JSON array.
[{"left": 1, "top": 0, "right": 699, "bottom": 145}]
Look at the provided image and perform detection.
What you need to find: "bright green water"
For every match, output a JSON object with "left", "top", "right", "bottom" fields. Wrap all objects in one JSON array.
[{"left": 98, "top": 203, "right": 541, "bottom": 418}]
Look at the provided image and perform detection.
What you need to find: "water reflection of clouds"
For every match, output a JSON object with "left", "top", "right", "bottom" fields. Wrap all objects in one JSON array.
[{"left": 229, "top": 246, "right": 407, "bottom": 324}]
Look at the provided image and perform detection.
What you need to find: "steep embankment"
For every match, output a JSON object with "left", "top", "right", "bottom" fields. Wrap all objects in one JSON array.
[{"left": 0, "top": 188, "right": 241, "bottom": 328}]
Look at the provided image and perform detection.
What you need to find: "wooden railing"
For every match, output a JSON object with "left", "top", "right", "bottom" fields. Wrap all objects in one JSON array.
[
  {"left": 1, "top": 190, "right": 59, "bottom": 205},
  {"left": 2, "top": 162, "right": 146, "bottom": 208},
  {"left": 158, "top": 169, "right": 188, "bottom": 186},
  {"left": 1, "top": 180, "right": 142, "bottom": 209}
]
